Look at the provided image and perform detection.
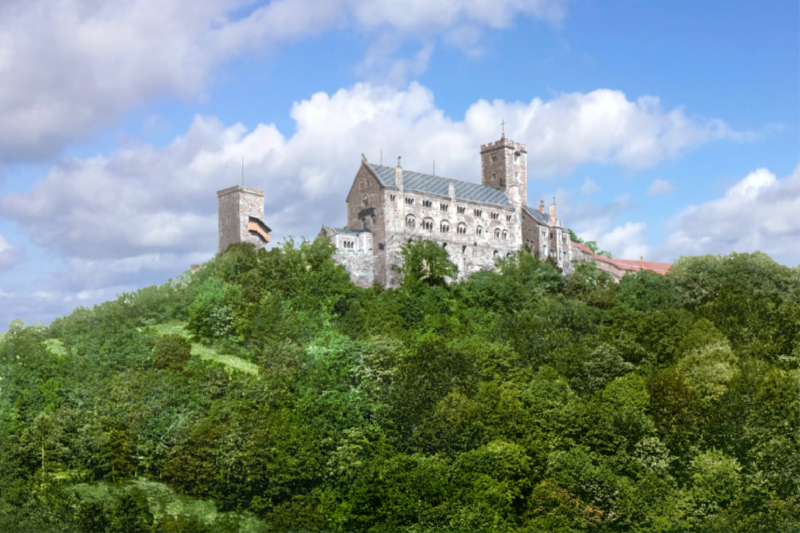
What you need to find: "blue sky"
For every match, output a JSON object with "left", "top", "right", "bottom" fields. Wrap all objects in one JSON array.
[{"left": 0, "top": 0, "right": 797, "bottom": 328}]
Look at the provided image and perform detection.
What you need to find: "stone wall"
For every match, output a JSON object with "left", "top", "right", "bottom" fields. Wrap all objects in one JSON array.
[
  {"left": 217, "top": 185, "right": 265, "bottom": 253},
  {"left": 380, "top": 181, "right": 521, "bottom": 287},
  {"left": 347, "top": 164, "right": 388, "bottom": 284},
  {"left": 480, "top": 138, "right": 528, "bottom": 208},
  {"left": 570, "top": 242, "right": 626, "bottom": 280},
  {"left": 330, "top": 231, "right": 375, "bottom": 288}
]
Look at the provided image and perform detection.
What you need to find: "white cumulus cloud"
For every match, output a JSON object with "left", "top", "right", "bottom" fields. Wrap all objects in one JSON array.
[
  {"left": 597, "top": 221, "right": 649, "bottom": 260},
  {"left": 0, "top": 234, "right": 22, "bottom": 270},
  {"left": 580, "top": 177, "right": 600, "bottom": 195},
  {"left": 647, "top": 178, "right": 674, "bottom": 195},
  {"left": 0, "top": 82, "right": 745, "bottom": 324},
  {"left": 658, "top": 165, "right": 800, "bottom": 266},
  {"left": 0, "top": 0, "right": 567, "bottom": 161}
]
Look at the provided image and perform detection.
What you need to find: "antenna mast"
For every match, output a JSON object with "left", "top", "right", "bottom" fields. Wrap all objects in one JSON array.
[{"left": 241, "top": 155, "right": 244, "bottom": 186}]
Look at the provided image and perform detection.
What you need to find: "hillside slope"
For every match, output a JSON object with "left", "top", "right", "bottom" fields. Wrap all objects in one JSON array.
[{"left": 1, "top": 238, "right": 798, "bottom": 532}]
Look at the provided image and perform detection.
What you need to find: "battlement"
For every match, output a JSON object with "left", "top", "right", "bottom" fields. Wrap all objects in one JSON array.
[
  {"left": 480, "top": 138, "right": 527, "bottom": 152},
  {"left": 217, "top": 185, "right": 264, "bottom": 199}
]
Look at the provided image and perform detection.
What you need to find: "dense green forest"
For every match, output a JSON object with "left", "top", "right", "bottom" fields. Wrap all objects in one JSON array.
[{"left": 1, "top": 238, "right": 798, "bottom": 532}]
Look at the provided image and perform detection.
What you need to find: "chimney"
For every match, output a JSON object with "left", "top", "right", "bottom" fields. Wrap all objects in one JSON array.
[
  {"left": 448, "top": 182, "right": 456, "bottom": 202},
  {"left": 395, "top": 157, "right": 403, "bottom": 192},
  {"left": 549, "top": 200, "right": 556, "bottom": 225},
  {"left": 539, "top": 200, "right": 545, "bottom": 214}
]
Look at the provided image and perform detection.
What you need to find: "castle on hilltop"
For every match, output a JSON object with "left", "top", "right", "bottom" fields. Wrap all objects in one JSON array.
[{"left": 215, "top": 135, "right": 672, "bottom": 285}]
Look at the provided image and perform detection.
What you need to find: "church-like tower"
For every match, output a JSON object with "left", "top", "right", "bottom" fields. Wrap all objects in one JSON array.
[{"left": 480, "top": 136, "right": 527, "bottom": 209}]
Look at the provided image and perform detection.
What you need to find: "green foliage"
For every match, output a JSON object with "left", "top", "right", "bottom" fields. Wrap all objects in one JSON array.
[
  {"left": 670, "top": 251, "right": 800, "bottom": 306},
  {"left": 568, "top": 229, "right": 614, "bottom": 258},
  {"left": 186, "top": 276, "right": 233, "bottom": 340},
  {"left": 153, "top": 334, "right": 191, "bottom": 372},
  {"left": 397, "top": 238, "right": 458, "bottom": 291},
  {"left": 2, "top": 243, "right": 798, "bottom": 532}
]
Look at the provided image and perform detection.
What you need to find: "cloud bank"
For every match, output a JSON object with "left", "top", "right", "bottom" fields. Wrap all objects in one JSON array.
[
  {"left": 0, "top": 0, "right": 567, "bottom": 161},
  {"left": 659, "top": 165, "right": 800, "bottom": 266},
  {"left": 0, "top": 82, "right": 743, "bottom": 324}
]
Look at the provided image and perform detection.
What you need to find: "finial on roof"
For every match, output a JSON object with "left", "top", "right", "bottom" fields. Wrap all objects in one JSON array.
[
  {"left": 397, "top": 156, "right": 401, "bottom": 168},
  {"left": 501, "top": 119, "right": 506, "bottom": 138},
  {"left": 361, "top": 153, "right": 367, "bottom": 162}
]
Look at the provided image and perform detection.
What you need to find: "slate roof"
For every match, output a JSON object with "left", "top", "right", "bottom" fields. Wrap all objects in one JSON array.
[
  {"left": 367, "top": 163, "right": 513, "bottom": 208},
  {"left": 323, "top": 226, "right": 372, "bottom": 235},
  {"left": 522, "top": 205, "right": 550, "bottom": 226}
]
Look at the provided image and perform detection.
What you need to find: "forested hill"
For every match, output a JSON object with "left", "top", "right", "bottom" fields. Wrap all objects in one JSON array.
[{"left": 1, "top": 239, "right": 799, "bottom": 533}]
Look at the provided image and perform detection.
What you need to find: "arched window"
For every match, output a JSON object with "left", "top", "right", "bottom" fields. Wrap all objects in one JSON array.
[
  {"left": 494, "top": 228, "right": 501, "bottom": 238},
  {"left": 442, "top": 243, "right": 447, "bottom": 249},
  {"left": 502, "top": 230, "right": 508, "bottom": 240},
  {"left": 405, "top": 214, "right": 415, "bottom": 228},
  {"left": 477, "top": 226, "right": 483, "bottom": 236},
  {"left": 462, "top": 245, "right": 467, "bottom": 254},
  {"left": 493, "top": 250, "right": 499, "bottom": 258},
  {"left": 457, "top": 222, "right": 467, "bottom": 235},
  {"left": 423, "top": 218, "right": 434, "bottom": 231},
  {"left": 440, "top": 220, "right": 450, "bottom": 233},
  {"left": 362, "top": 194, "right": 368, "bottom": 206}
]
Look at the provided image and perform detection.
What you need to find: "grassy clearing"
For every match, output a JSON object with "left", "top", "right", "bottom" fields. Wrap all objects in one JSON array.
[
  {"left": 69, "top": 479, "right": 266, "bottom": 532},
  {"left": 153, "top": 321, "right": 259, "bottom": 376}
]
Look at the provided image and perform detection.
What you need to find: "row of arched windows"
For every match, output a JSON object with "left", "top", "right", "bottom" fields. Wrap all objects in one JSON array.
[{"left": 406, "top": 215, "right": 507, "bottom": 239}]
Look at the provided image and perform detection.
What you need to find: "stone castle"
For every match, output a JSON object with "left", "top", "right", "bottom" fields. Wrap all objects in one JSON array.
[{"left": 215, "top": 135, "right": 672, "bottom": 284}]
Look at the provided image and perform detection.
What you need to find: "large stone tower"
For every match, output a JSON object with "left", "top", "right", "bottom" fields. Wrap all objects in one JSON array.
[
  {"left": 217, "top": 185, "right": 271, "bottom": 253},
  {"left": 480, "top": 136, "right": 528, "bottom": 208}
]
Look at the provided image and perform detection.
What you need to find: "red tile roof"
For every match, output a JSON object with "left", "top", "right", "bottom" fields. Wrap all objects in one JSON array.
[{"left": 571, "top": 242, "right": 673, "bottom": 276}]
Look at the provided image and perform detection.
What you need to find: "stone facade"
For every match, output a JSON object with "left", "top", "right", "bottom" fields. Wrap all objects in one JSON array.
[
  {"left": 321, "top": 136, "right": 575, "bottom": 288},
  {"left": 319, "top": 227, "right": 375, "bottom": 287},
  {"left": 217, "top": 185, "right": 271, "bottom": 253}
]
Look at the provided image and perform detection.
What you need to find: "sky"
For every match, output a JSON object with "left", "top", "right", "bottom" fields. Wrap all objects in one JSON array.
[{"left": 0, "top": 0, "right": 798, "bottom": 328}]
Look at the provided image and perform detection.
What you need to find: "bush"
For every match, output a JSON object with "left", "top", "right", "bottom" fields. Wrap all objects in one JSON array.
[
  {"left": 186, "top": 276, "right": 232, "bottom": 340},
  {"left": 154, "top": 335, "right": 191, "bottom": 372}
]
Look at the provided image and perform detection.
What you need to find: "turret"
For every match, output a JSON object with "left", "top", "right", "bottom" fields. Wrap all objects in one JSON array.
[{"left": 480, "top": 136, "right": 527, "bottom": 208}]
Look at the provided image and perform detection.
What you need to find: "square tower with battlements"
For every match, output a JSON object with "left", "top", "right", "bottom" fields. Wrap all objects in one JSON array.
[
  {"left": 217, "top": 185, "right": 271, "bottom": 253},
  {"left": 480, "top": 137, "right": 527, "bottom": 209}
]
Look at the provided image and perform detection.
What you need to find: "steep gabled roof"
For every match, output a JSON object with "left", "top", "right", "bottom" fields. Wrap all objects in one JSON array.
[
  {"left": 522, "top": 205, "right": 550, "bottom": 226},
  {"left": 367, "top": 163, "right": 513, "bottom": 208}
]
